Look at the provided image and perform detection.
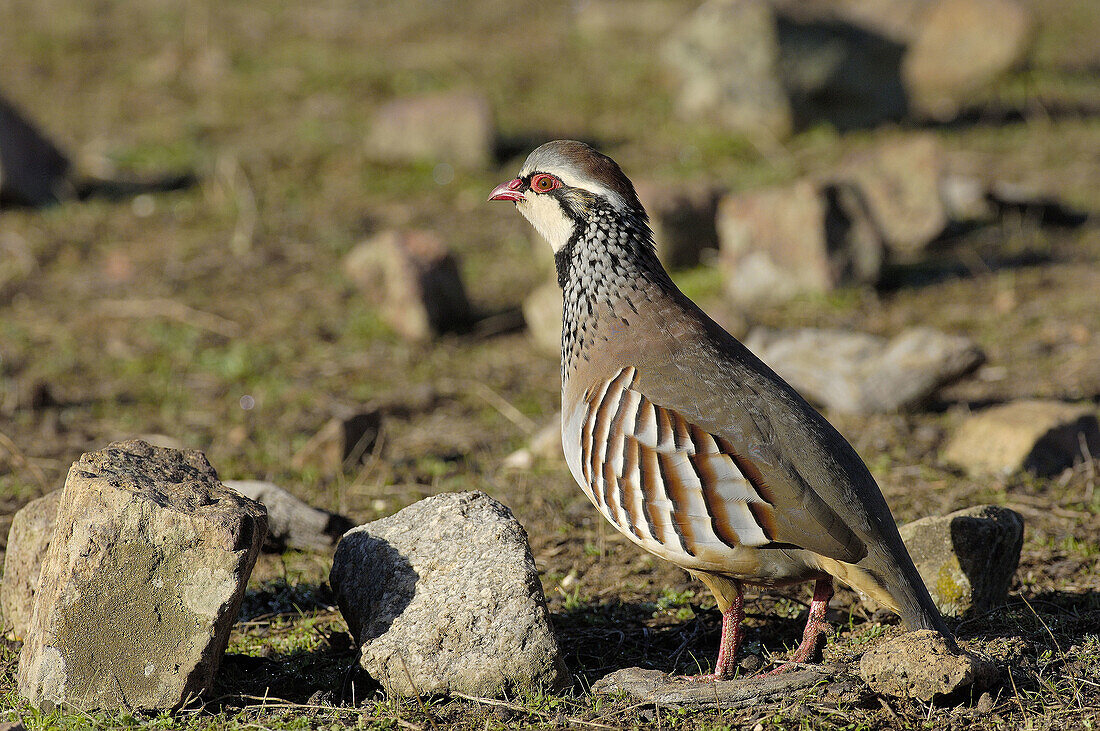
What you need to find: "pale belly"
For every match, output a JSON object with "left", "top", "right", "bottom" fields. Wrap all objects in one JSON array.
[{"left": 561, "top": 401, "right": 766, "bottom": 577}]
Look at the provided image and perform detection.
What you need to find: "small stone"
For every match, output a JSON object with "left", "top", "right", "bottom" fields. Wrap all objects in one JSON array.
[
  {"left": 291, "top": 410, "right": 382, "bottom": 474},
  {"left": 634, "top": 180, "right": 722, "bottom": 270},
  {"left": 834, "top": 134, "right": 948, "bottom": 255},
  {"left": 976, "top": 690, "right": 994, "bottom": 713},
  {"left": 899, "top": 505, "right": 1024, "bottom": 618},
  {"left": 744, "top": 327, "right": 984, "bottom": 414},
  {"left": 521, "top": 278, "right": 563, "bottom": 357},
  {"left": 17, "top": 440, "right": 267, "bottom": 711},
  {"left": 0, "top": 94, "right": 74, "bottom": 207},
  {"left": 662, "top": 0, "right": 793, "bottom": 142},
  {"left": 330, "top": 491, "right": 569, "bottom": 698},
  {"left": 593, "top": 665, "right": 838, "bottom": 709},
  {"left": 1, "top": 491, "right": 62, "bottom": 640},
  {"left": 942, "top": 400, "right": 1100, "bottom": 477},
  {"left": 903, "top": 0, "right": 1034, "bottom": 120},
  {"left": 223, "top": 480, "right": 353, "bottom": 553},
  {"left": 0, "top": 721, "right": 28, "bottom": 731},
  {"left": 718, "top": 180, "right": 883, "bottom": 307},
  {"left": 343, "top": 230, "right": 474, "bottom": 341},
  {"left": 859, "top": 630, "right": 997, "bottom": 701},
  {"left": 738, "top": 653, "right": 763, "bottom": 673},
  {"left": 364, "top": 91, "right": 493, "bottom": 169},
  {"left": 503, "top": 413, "right": 562, "bottom": 469},
  {"left": 940, "top": 174, "right": 996, "bottom": 222}
]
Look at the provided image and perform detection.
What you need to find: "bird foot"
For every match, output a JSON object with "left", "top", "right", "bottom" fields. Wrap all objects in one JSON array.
[{"left": 761, "top": 661, "right": 807, "bottom": 676}]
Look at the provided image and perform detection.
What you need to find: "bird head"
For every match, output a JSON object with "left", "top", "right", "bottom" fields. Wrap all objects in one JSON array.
[{"left": 488, "top": 140, "right": 646, "bottom": 253}]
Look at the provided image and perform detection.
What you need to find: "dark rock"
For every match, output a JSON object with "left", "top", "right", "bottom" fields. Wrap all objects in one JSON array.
[
  {"left": 330, "top": 491, "right": 568, "bottom": 698},
  {"left": 942, "top": 400, "right": 1100, "bottom": 476},
  {"left": 0, "top": 94, "right": 73, "bottom": 207},
  {"left": 744, "top": 326, "right": 984, "bottom": 413},
  {"left": 365, "top": 91, "right": 493, "bottom": 168},
  {"left": 1, "top": 490, "right": 62, "bottom": 640},
  {"left": 343, "top": 230, "right": 474, "bottom": 341},
  {"left": 770, "top": 0, "right": 927, "bottom": 44},
  {"left": 17, "top": 440, "right": 267, "bottom": 711},
  {"left": 223, "top": 480, "right": 353, "bottom": 552},
  {"left": 593, "top": 665, "right": 841, "bottom": 709},
  {"left": 899, "top": 505, "right": 1024, "bottom": 618},
  {"left": 859, "top": 630, "right": 997, "bottom": 701},
  {"left": 903, "top": 0, "right": 1034, "bottom": 120},
  {"left": 634, "top": 180, "right": 722, "bottom": 270},
  {"left": 291, "top": 410, "right": 382, "bottom": 474}
]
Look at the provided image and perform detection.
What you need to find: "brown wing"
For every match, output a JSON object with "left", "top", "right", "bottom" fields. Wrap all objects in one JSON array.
[
  {"left": 578, "top": 365, "right": 868, "bottom": 563},
  {"left": 578, "top": 367, "right": 841, "bottom": 561}
]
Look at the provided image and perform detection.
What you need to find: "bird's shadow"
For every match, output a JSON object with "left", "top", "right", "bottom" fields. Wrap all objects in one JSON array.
[{"left": 551, "top": 595, "right": 826, "bottom": 686}]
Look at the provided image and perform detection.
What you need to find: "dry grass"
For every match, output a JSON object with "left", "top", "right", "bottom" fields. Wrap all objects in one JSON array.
[{"left": 1, "top": 0, "right": 1099, "bottom": 728}]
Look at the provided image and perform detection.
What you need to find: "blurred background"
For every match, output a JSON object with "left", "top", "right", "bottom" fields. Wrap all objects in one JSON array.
[{"left": 0, "top": 0, "right": 1098, "bottom": 722}]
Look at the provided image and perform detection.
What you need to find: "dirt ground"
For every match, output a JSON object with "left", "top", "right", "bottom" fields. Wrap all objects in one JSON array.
[{"left": 1, "top": 0, "right": 1099, "bottom": 728}]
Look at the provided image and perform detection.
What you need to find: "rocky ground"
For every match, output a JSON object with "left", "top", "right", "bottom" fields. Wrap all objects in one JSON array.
[{"left": 1, "top": 0, "right": 1099, "bottom": 729}]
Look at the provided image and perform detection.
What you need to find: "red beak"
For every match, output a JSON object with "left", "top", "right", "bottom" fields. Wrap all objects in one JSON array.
[{"left": 488, "top": 178, "right": 525, "bottom": 203}]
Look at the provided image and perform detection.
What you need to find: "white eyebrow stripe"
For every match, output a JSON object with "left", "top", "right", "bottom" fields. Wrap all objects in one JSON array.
[{"left": 519, "top": 166, "right": 629, "bottom": 212}]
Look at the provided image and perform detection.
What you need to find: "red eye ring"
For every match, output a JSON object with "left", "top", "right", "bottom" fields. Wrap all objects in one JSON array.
[{"left": 530, "top": 174, "right": 560, "bottom": 193}]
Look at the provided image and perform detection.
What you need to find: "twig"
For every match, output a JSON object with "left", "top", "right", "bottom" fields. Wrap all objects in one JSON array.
[
  {"left": 450, "top": 691, "right": 617, "bottom": 729},
  {"left": 0, "top": 429, "right": 50, "bottom": 492},
  {"left": 97, "top": 298, "right": 242, "bottom": 337},
  {"left": 467, "top": 381, "right": 537, "bottom": 435},
  {"left": 398, "top": 654, "right": 440, "bottom": 731},
  {"left": 878, "top": 696, "right": 901, "bottom": 724}
]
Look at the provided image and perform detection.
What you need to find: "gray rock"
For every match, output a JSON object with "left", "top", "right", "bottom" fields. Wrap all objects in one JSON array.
[
  {"left": 942, "top": 400, "right": 1100, "bottom": 477},
  {"left": 573, "top": 0, "right": 683, "bottom": 37},
  {"left": 718, "top": 180, "right": 883, "bottom": 307},
  {"left": 521, "top": 277, "right": 563, "bottom": 357},
  {"left": 903, "top": 0, "right": 1034, "bottom": 120},
  {"left": 17, "top": 440, "right": 267, "bottom": 711},
  {"left": 899, "top": 505, "right": 1024, "bottom": 618},
  {"left": 1, "top": 491, "right": 62, "bottom": 640},
  {"left": 365, "top": 91, "right": 494, "bottom": 168},
  {"left": 663, "top": 0, "right": 910, "bottom": 139},
  {"left": 343, "top": 230, "right": 473, "bottom": 342},
  {"left": 0, "top": 94, "right": 73, "bottom": 207},
  {"left": 834, "top": 133, "right": 948, "bottom": 255},
  {"left": 330, "top": 491, "right": 568, "bottom": 698},
  {"left": 593, "top": 665, "right": 860, "bottom": 709},
  {"left": 662, "top": 0, "right": 793, "bottom": 142},
  {"left": 634, "top": 180, "right": 722, "bottom": 270},
  {"left": 223, "top": 480, "right": 353, "bottom": 553},
  {"left": 859, "top": 630, "right": 997, "bottom": 701},
  {"left": 744, "top": 326, "right": 984, "bottom": 414}
]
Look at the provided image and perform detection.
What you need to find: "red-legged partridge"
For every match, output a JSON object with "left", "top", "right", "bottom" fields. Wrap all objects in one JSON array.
[{"left": 490, "top": 140, "right": 952, "bottom": 680}]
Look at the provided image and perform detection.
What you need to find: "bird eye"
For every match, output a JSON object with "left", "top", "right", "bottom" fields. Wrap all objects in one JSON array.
[{"left": 531, "top": 174, "right": 559, "bottom": 193}]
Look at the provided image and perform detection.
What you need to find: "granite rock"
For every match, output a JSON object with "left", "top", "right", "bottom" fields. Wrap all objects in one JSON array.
[
  {"left": 17, "top": 440, "right": 266, "bottom": 711},
  {"left": 330, "top": 491, "right": 568, "bottom": 698}
]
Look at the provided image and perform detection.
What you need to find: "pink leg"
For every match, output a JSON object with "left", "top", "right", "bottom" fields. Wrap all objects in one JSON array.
[
  {"left": 679, "top": 580, "right": 744, "bottom": 681},
  {"left": 767, "top": 577, "right": 833, "bottom": 674}
]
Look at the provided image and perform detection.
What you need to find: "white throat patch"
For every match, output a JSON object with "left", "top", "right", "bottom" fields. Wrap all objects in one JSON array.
[{"left": 517, "top": 194, "right": 575, "bottom": 253}]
